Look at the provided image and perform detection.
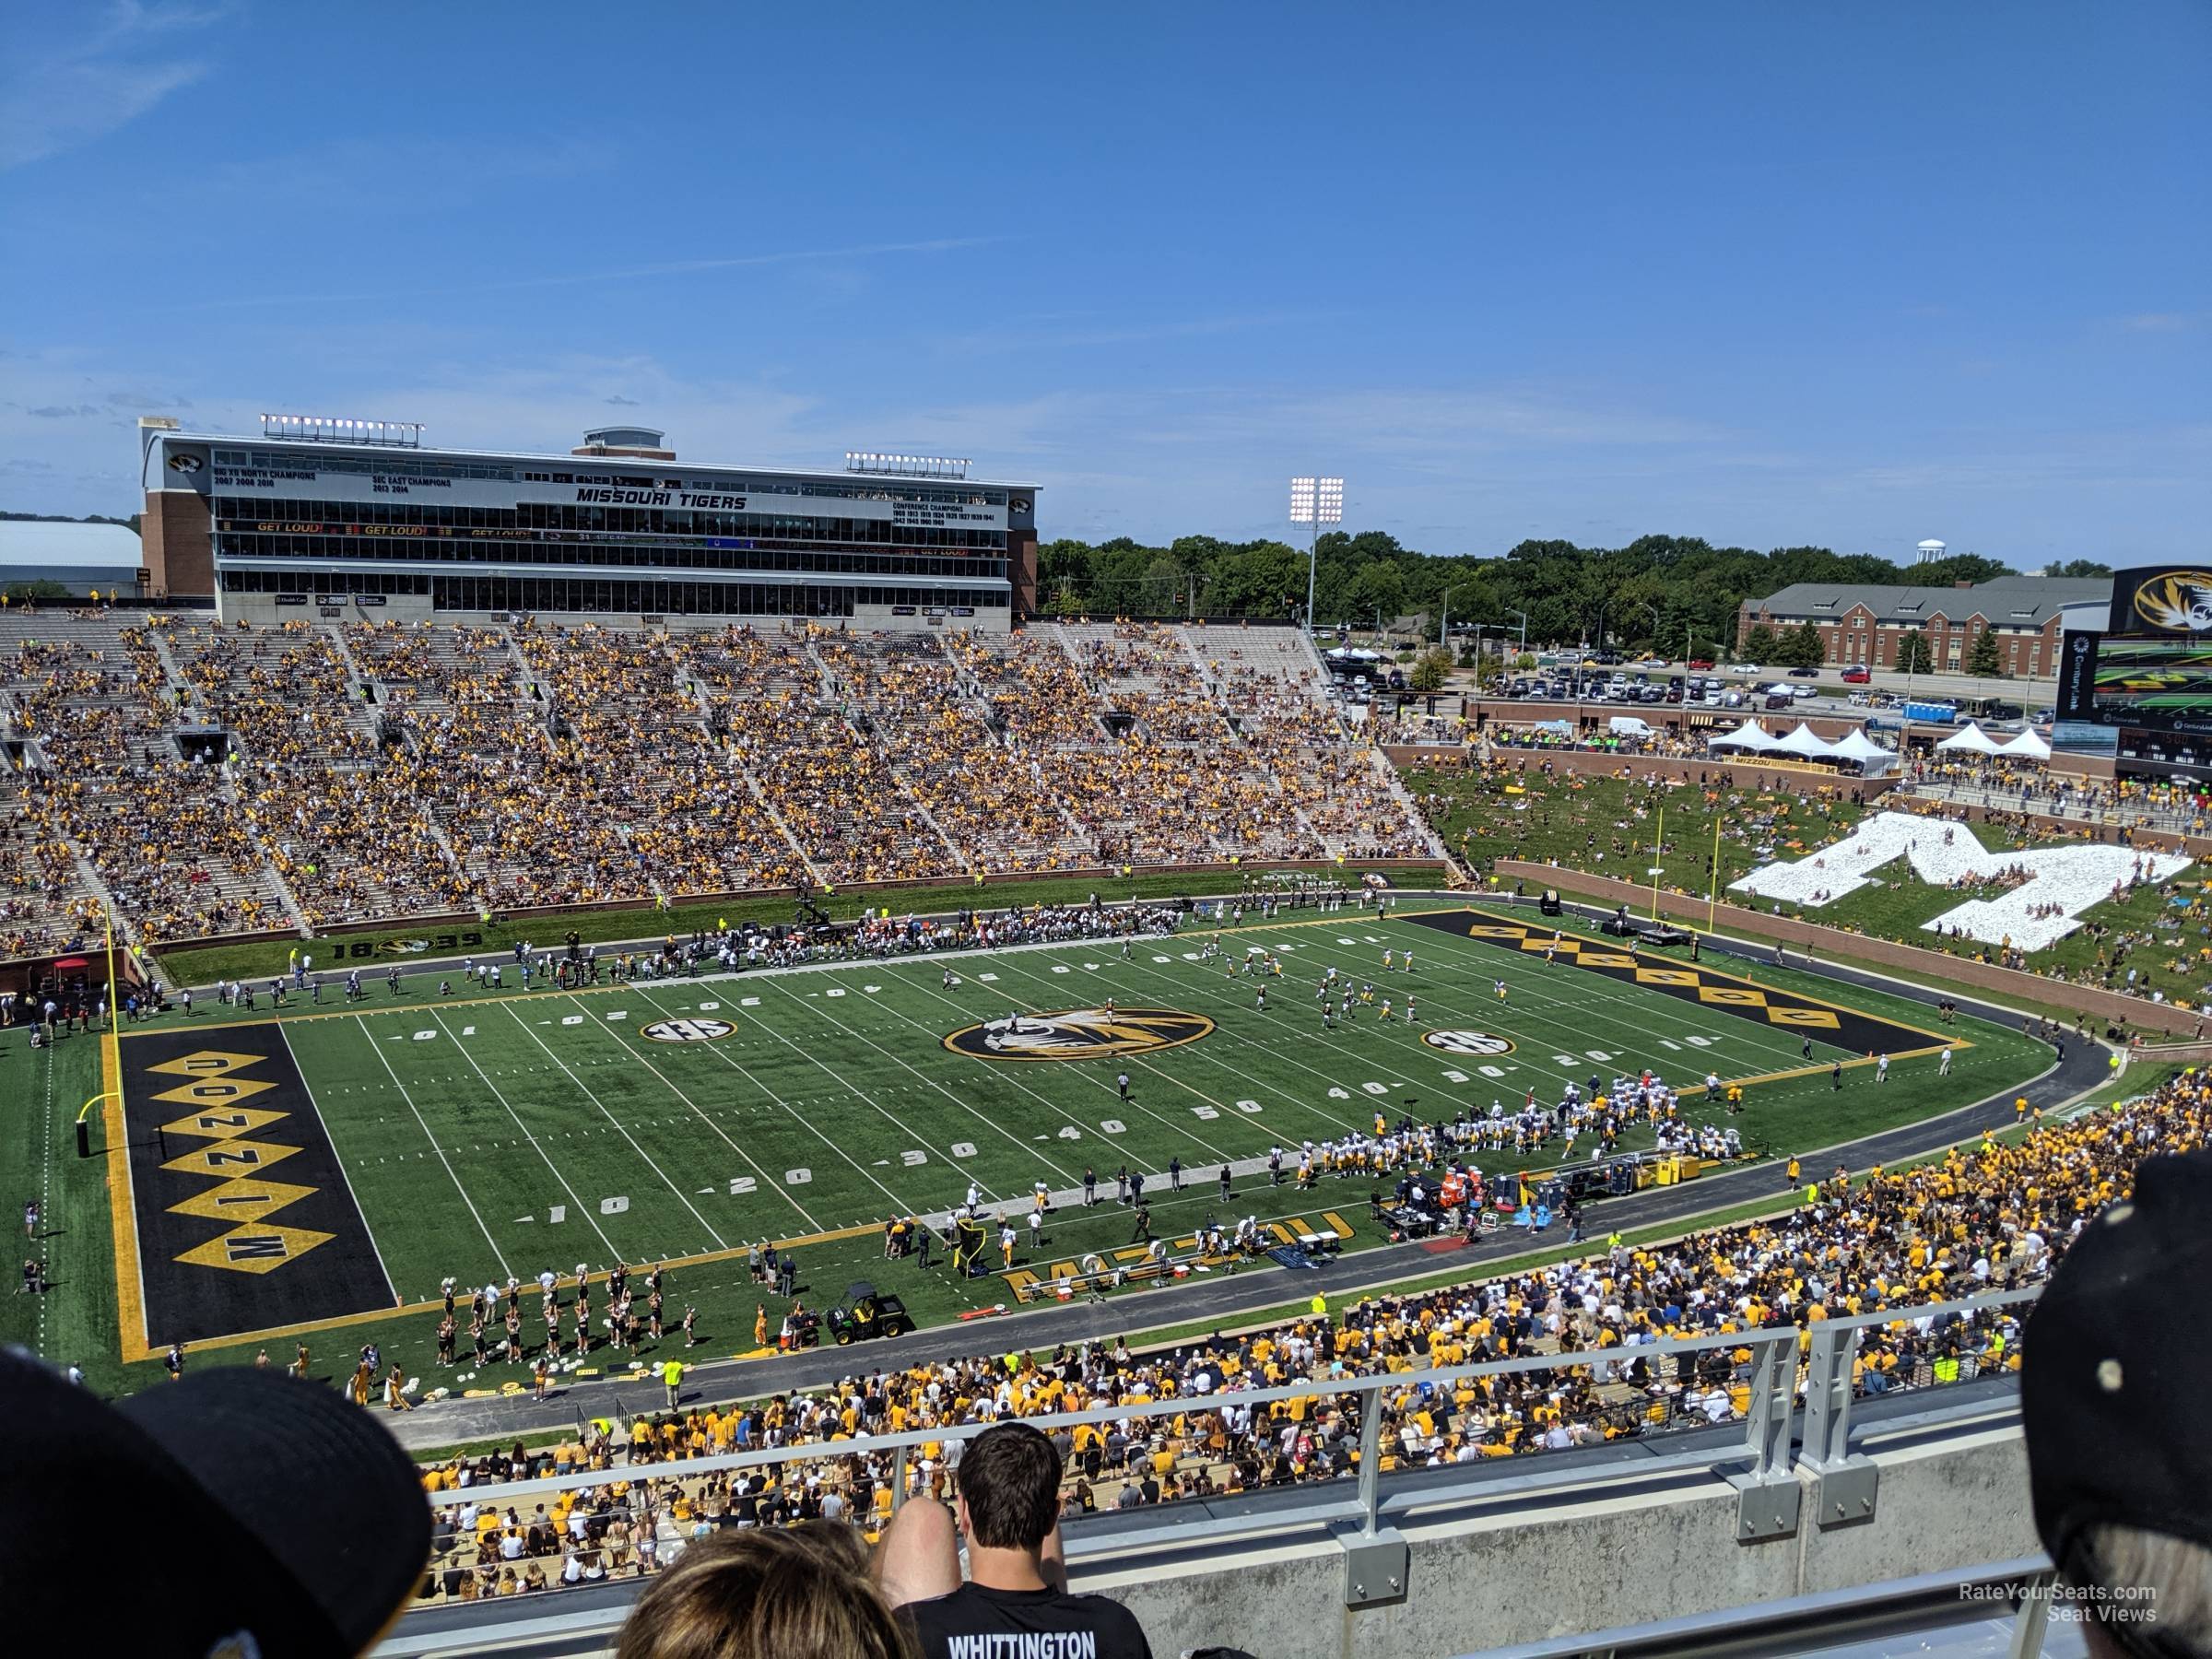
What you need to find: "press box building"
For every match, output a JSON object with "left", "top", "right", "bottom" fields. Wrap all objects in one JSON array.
[{"left": 140, "top": 418, "right": 1039, "bottom": 629}]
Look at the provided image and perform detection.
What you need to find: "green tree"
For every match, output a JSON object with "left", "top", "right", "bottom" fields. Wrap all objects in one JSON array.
[
  {"left": 1895, "top": 630, "right": 1934, "bottom": 674},
  {"left": 1965, "top": 627, "right": 2004, "bottom": 677},
  {"left": 1740, "top": 623, "right": 1782, "bottom": 665},
  {"left": 2049, "top": 559, "right": 2112, "bottom": 578},
  {"left": 1778, "top": 625, "right": 1825, "bottom": 668},
  {"left": 1345, "top": 562, "right": 1406, "bottom": 629},
  {"left": 1407, "top": 647, "right": 1454, "bottom": 694}
]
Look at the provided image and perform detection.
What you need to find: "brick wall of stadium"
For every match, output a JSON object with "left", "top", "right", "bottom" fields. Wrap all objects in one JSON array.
[{"left": 141, "top": 490, "right": 214, "bottom": 601}]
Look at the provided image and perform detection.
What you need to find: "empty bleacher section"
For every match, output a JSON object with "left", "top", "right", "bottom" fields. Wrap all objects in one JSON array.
[{"left": 0, "top": 612, "right": 1440, "bottom": 953}]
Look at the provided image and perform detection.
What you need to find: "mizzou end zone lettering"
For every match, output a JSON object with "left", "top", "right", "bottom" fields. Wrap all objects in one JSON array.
[
  {"left": 124, "top": 1028, "right": 395, "bottom": 1347},
  {"left": 1402, "top": 908, "right": 1955, "bottom": 1060}
]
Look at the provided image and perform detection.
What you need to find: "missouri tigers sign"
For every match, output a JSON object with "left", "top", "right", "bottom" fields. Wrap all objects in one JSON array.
[{"left": 944, "top": 1006, "right": 1215, "bottom": 1061}]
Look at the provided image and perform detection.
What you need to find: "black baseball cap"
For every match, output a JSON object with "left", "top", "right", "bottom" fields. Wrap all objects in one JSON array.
[
  {"left": 0, "top": 1346, "right": 431, "bottom": 1657},
  {"left": 2022, "top": 1148, "right": 2212, "bottom": 1592}
]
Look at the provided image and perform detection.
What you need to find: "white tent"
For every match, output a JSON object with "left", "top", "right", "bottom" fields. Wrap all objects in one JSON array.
[
  {"left": 1710, "top": 719, "right": 1780, "bottom": 751},
  {"left": 1827, "top": 728, "right": 1892, "bottom": 764},
  {"left": 1771, "top": 723, "right": 1839, "bottom": 759},
  {"left": 1998, "top": 726, "right": 2053, "bottom": 760},
  {"left": 1936, "top": 723, "right": 2004, "bottom": 755}
]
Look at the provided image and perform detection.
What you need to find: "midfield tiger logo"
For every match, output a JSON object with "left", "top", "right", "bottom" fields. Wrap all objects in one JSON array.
[{"left": 944, "top": 1006, "right": 1215, "bottom": 1061}]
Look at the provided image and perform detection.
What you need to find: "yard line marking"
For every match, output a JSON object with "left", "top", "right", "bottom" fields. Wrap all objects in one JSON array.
[
  {"left": 533, "top": 997, "right": 818, "bottom": 1234},
  {"left": 747, "top": 971, "right": 1086, "bottom": 1186},
  {"left": 628, "top": 985, "right": 947, "bottom": 1215},
  {"left": 353, "top": 1016, "right": 512, "bottom": 1280},
  {"left": 427, "top": 1008, "right": 622, "bottom": 1262},
  {"left": 277, "top": 1024, "right": 402, "bottom": 1309},
  {"left": 1069, "top": 948, "right": 1464, "bottom": 1112},
  {"left": 931, "top": 958, "right": 1248, "bottom": 1158}
]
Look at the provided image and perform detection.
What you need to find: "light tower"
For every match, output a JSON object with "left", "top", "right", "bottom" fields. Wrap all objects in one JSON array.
[{"left": 1289, "top": 476, "right": 1344, "bottom": 629}]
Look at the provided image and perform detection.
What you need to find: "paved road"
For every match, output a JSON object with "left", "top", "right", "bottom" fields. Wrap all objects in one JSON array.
[{"left": 380, "top": 907, "right": 2108, "bottom": 1452}]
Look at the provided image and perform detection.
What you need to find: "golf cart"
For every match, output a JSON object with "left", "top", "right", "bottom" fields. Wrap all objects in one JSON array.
[{"left": 826, "top": 1281, "right": 912, "bottom": 1346}]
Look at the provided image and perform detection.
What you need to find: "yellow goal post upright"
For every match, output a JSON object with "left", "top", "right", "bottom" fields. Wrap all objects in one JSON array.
[{"left": 76, "top": 900, "right": 126, "bottom": 1158}]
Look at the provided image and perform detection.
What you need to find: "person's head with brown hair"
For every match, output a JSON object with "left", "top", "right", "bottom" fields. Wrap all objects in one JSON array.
[
  {"left": 955, "top": 1421, "right": 1064, "bottom": 1551},
  {"left": 618, "top": 1523, "right": 916, "bottom": 1659}
]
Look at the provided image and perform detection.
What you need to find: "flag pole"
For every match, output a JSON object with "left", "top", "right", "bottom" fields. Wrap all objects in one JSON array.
[{"left": 1649, "top": 806, "right": 1664, "bottom": 922}]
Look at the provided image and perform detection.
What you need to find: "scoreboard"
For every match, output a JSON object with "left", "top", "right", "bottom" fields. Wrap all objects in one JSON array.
[{"left": 2061, "top": 633, "right": 2212, "bottom": 735}]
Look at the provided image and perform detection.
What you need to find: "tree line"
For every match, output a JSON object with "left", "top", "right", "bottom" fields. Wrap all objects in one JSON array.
[{"left": 1036, "top": 531, "right": 2108, "bottom": 658}]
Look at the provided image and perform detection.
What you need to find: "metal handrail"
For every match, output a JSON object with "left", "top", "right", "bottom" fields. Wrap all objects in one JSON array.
[{"left": 422, "top": 1285, "right": 2041, "bottom": 1549}]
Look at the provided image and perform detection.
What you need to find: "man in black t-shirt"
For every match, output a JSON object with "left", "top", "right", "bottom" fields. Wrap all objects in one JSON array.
[{"left": 878, "top": 1420, "right": 1153, "bottom": 1659}]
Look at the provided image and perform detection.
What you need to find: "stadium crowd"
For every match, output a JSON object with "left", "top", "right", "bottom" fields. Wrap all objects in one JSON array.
[
  {"left": 0, "top": 613, "right": 1437, "bottom": 955},
  {"left": 401, "top": 1065, "right": 2209, "bottom": 1606}
]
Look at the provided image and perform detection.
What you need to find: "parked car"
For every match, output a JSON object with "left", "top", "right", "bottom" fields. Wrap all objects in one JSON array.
[
  {"left": 1765, "top": 690, "right": 1795, "bottom": 710},
  {"left": 1787, "top": 665, "right": 1820, "bottom": 678},
  {"left": 1509, "top": 677, "right": 1531, "bottom": 697},
  {"left": 1721, "top": 689, "right": 1746, "bottom": 709},
  {"left": 1792, "top": 684, "right": 1818, "bottom": 699},
  {"left": 1840, "top": 665, "right": 1871, "bottom": 685}
]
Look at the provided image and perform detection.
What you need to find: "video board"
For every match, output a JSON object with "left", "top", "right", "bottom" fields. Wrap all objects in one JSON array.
[{"left": 2063, "top": 632, "right": 2212, "bottom": 735}]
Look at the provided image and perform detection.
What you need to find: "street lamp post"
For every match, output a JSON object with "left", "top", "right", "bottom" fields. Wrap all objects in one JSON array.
[
  {"left": 1509, "top": 608, "right": 1528, "bottom": 659},
  {"left": 1288, "top": 477, "right": 1344, "bottom": 631},
  {"left": 1441, "top": 582, "right": 1481, "bottom": 663},
  {"left": 1641, "top": 603, "right": 1662, "bottom": 654}
]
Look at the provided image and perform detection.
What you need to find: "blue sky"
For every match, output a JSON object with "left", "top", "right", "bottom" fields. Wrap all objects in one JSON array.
[{"left": 2, "top": 1, "right": 2206, "bottom": 564}]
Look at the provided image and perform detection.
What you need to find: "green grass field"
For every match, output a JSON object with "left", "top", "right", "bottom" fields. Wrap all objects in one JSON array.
[
  {"left": 4, "top": 902, "right": 2053, "bottom": 1396},
  {"left": 1406, "top": 768, "right": 2212, "bottom": 1011}
]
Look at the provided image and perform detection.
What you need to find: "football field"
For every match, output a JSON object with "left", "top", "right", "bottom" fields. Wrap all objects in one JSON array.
[{"left": 110, "top": 904, "right": 2051, "bottom": 1368}]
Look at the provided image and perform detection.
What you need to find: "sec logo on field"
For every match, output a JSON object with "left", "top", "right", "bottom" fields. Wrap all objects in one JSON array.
[
  {"left": 641, "top": 1018, "right": 735, "bottom": 1043},
  {"left": 1420, "top": 1030, "right": 1515, "bottom": 1057}
]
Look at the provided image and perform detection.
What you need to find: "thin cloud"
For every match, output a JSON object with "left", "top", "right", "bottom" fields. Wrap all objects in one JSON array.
[
  {"left": 0, "top": 3, "right": 232, "bottom": 171},
  {"left": 152, "top": 236, "right": 1014, "bottom": 312},
  {"left": 2115, "top": 312, "right": 2207, "bottom": 334}
]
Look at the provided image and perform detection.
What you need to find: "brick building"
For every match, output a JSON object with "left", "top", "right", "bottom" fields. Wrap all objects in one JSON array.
[{"left": 1736, "top": 575, "right": 2111, "bottom": 677}]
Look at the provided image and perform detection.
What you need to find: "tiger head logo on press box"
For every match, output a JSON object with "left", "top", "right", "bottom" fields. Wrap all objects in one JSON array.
[{"left": 944, "top": 1006, "right": 1215, "bottom": 1061}]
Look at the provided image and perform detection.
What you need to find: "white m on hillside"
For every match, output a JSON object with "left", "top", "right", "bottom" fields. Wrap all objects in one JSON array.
[{"left": 1728, "top": 811, "right": 2190, "bottom": 950}]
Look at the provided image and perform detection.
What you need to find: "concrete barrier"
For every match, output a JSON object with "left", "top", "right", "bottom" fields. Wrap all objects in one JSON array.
[{"left": 1086, "top": 1421, "right": 2033, "bottom": 1659}]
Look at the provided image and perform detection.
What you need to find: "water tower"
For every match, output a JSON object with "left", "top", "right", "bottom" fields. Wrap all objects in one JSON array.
[{"left": 1916, "top": 538, "right": 1947, "bottom": 564}]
